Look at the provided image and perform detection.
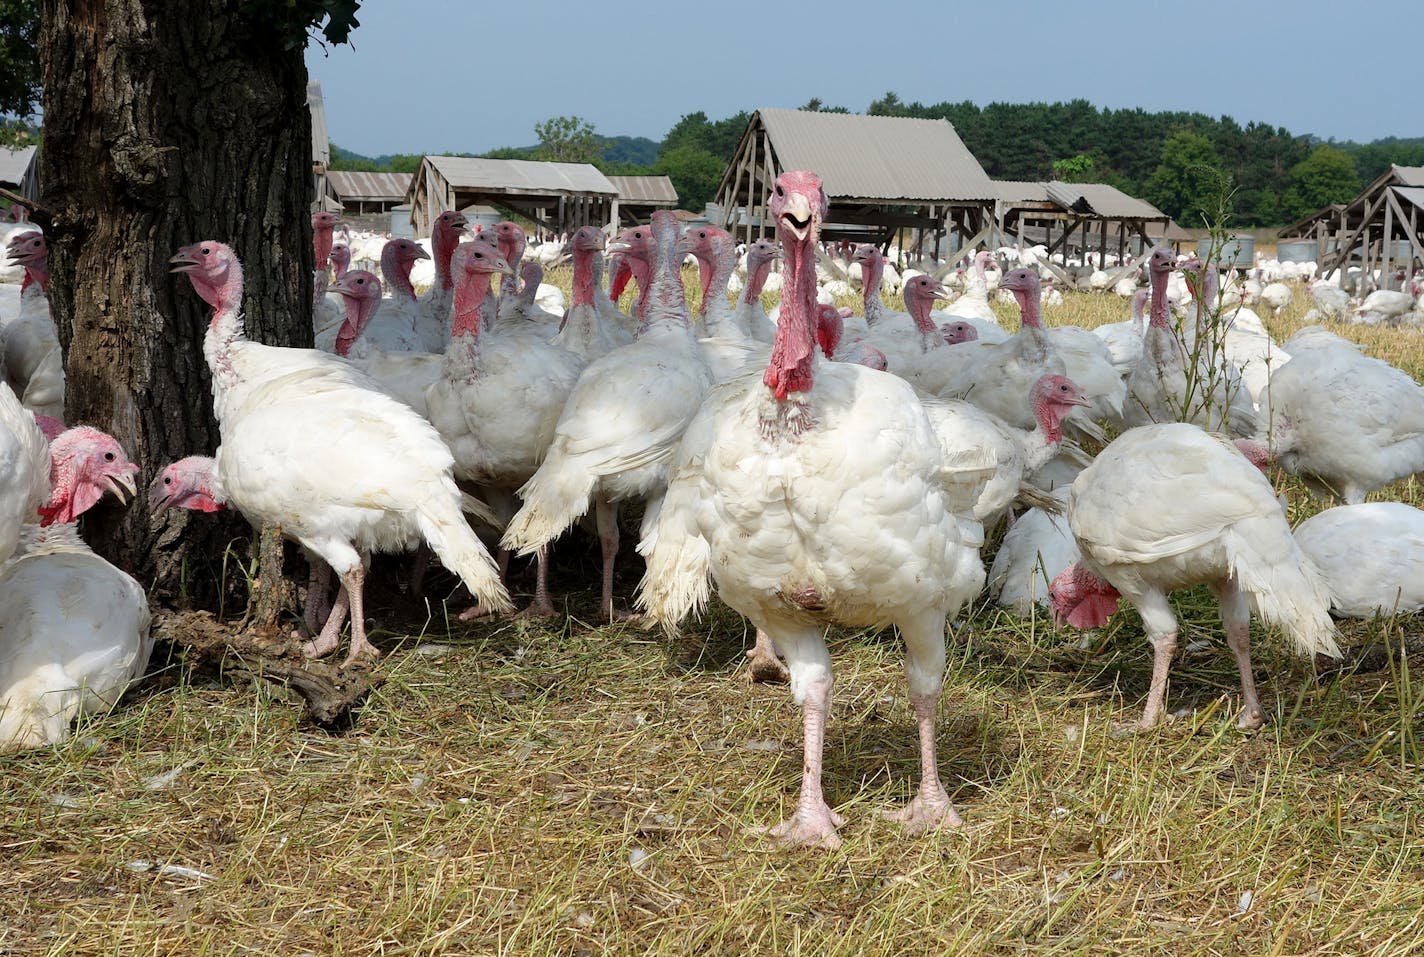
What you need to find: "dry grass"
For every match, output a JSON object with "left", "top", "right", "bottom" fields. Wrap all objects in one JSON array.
[{"left": 3, "top": 283, "right": 1423, "bottom": 956}]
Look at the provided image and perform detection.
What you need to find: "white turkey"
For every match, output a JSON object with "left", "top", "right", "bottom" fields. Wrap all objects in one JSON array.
[
  {"left": 2, "top": 230, "right": 64, "bottom": 419},
  {"left": 934, "top": 250, "right": 1002, "bottom": 333},
  {"left": 425, "top": 241, "right": 585, "bottom": 618},
  {"left": 1258, "top": 334, "right": 1424, "bottom": 504},
  {"left": 311, "top": 211, "right": 345, "bottom": 346},
  {"left": 327, "top": 270, "right": 444, "bottom": 418},
  {"left": 170, "top": 240, "right": 511, "bottom": 666},
  {"left": 0, "top": 523, "right": 151, "bottom": 752},
  {"left": 554, "top": 225, "right": 633, "bottom": 362},
  {"left": 732, "top": 238, "right": 779, "bottom": 344},
  {"left": 502, "top": 211, "right": 713, "bottom": 620},
  {"left": 1354, "top": 286, "right": 1418, "bottom": 326},
  {"left": 1292, "top": 503, "right": 1424, "bottom": 618},
  {"left": 1125, "top": 249, "right": 1256, "bottom": 437},
  {"left": 1049, "top": 423, "right": 1340, "bottom": 729},
  {"left": 986, "top": 486, "right": 1079, "bottom": 616},
  {"left": 411, "top": 210, "right": 469, "bottom": 351},
  {"left": 639, "top": 169, "right": 985, "bottom": 848},
  {"left": 1091, "top": 288, "right": 1148, "bottom": 377}
]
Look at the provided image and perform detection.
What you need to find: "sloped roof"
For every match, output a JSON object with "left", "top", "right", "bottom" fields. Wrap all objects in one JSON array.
[
  {"left": 307, "top": 81, "right": 329, "bottom": 169},
  {"left": 1046, "top": 181, "right": 1166, "bottom": 219},
  {"left": 607, "top": 174, "right": 678, "bottom": 205},
  {"left": 1391, "top": 166, "right": 1424, "bottom": 187},
  {"left": 992, "top": 180, "right": 1049, "bottom": 203},
  {"left": 757, "top": 108, "right": 995, "bottom": 203},
  {"left": 326, "top": 170, "right": 413, "bottom": 202},
  {"left": 422, "top": 156, "right": 617, "bottom": 196},
  {"left": 0, "top": 146, "right": 36, "bottom": 187}
]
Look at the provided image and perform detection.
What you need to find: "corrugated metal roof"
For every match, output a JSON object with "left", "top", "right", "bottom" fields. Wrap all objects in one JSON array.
[
  {"left": 1046, "top": 181, "right": 1166, "bottom": 219},
  {"left": 607, "top": 174, "right": 678, "bottom": 205},
  {"left": 992, "top": 180, "right": 1049, "bottom": 203},
  {"left": 425, "top": 155, "right": 617, "bottom": 196},
  {"left": 307, "top": 81, "right": 329, "bottom": 168},
  {"left": 757, "top": 108, "right": 995, "bottom": 202},
  {"left": 0, "top": 146, "right": 36, "bottom": 187},
  {"left": 1392, "top": 166, "right": 1424, "bottom": 188},
  {"left": 327, "top": 170, "right": 413, "bottom": 202},
  {"left": 1394, "top": 185, "right": 1424, "bottom": 212}
]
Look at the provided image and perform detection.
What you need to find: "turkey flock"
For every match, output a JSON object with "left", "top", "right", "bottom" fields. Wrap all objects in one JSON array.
[{"left": 2, "top": 171, "right": 1423, "bottom": 851}]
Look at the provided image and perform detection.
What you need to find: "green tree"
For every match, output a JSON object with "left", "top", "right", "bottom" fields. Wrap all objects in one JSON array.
[
  {"left": 655, "top": 145, "right": 723, "bottom": 213},
  {"left": 867, "top": 91, "right": 906, "bottom": 116},
  {"left": 533, "top": 114, "right": 599, "bottom": 164},
  {"left": 1144, "top": 130, "right": 1225, "bottom": 223},
  {"left": 1051, "top": 154, "right": 1096, "bottom": 183},
  {"left": 35, "top": 0, "right": 360, "bottom": 589},
  {"left": 1279, "top": 145, "right": 1359, "bottom": 222}
]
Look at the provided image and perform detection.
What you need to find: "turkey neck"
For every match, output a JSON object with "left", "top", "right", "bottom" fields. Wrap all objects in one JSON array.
[
  {"left": 764, "top": 231, "right": 818, "bottom": 400},
  {"left": 905, "top": 286, "right": 940, "bottom": 350},
  {"left": 571, "top": 245, "right": 597, "bottom": 309},
  {"left": 498, "top": 233, "right": 525, "bottom": 304},
  {"left": 638, "top": 222, "right": 691, "bottom": 337},
  {"left": 314, "top": 225, "right": 334, "bottom": 271},
  {"left": 446, "top": 269, "right": 498, "bottom": 373},
  {"left": 334, "top": 295, "right": 375, "bottom": 358},
  {"left": 200, "top": 262, "right": 247, "bottom": 390},
  {"left": 698, "top": 243, "right": 735, "bottom": 326},
  {"left": 381, "top": 248, "right": 418, "bottom": 303},
  {"left": 1013, "top": 280, "right": 1044, "bottom": 330},
  {"left": 1027, "top": 394, "right": 1069, "bottom": 465},
  {"left": 1148, "top": 266, "right": 1172, "bottom": 331},
  {"left": 861, "top": 254, "right": 885, "bottom": 325},
  {"left": 21, "top": 261, "right": 47, "bottom": 295},
  {"left": 744, "top": 254, "right": 773, "bottom": 304},
  {"left": 514, "top": 264, "right": 541, "bottom": 310},
  {"left": 432, "top": 222, "right": 460, "bottom": 292}
]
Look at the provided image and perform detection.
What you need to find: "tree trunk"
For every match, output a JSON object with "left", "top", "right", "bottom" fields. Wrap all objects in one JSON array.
[{"left": 38, "top": 0, "right": 315, "bottom": 600}]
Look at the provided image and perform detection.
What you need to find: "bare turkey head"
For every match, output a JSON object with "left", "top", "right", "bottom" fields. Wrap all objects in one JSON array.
[
  {"left": 746, "top": 238, "right": 780, "bottom": 269},
  {"left": 998, "top": 267, "right": 1041, "bottom": 296},
  {"left": 566, "top": 225, "right": 606, "bottom": 255},
  {"left": 311, "top": 211, "right": 341, "bottom": 268},
  {"left": 311, "top": 212, "right": 341, "bottom": 231},
  {"left": 902, "top": 273, "right": 948, "bottom": 309},
  {"left": 1048, "top": 563, "right": 1121, "bottom": 630},
  {"left": 170, "top": 241, "right": 242, "bottom": 313},
  {"left": 770, "top": 170, "right": 826, "bottom": 246},
  {"left": 6, "top": 230, "right": 45, "bottom": 267},
  {"left": 434, "top": 210, "right": 469, "bottom": 242},
  {"left": 608, "top": 223, "right": 655, "bottom": 264},
  {"left": 1031, "top": 374, "right": 1089, "bottom": 411},
  {"left": 40, "top": 426, "right": 140, "bottom": 526},
  {"left": 941, "top": 320, "right": 979, "bottom": 345},
  {"left": 329, "top": 241, "right": 351, "bottom": 277},
  {"left": 452, "top": 241, "right": 514, "bottom": 280},
  {"left": 1148, "top": 245, "right": 1176, "bottom": 277},
  {"left": 150, "top": 456, "right": 223, "bottom": 515},
  {"left": 331, "top": 269, "right": 382, "bottom": 304},
  {"left": 851, "top": 243, "right": 881, "bottom": 267},
  {"left": 489, "top": 221, "right": 526, "bottom": 267},
  {"left": 1232, "top": 438, "right": 1271, "bottom": 475},
  {"left": 382, "top": 237, "right": 430, "bottom": 269}
]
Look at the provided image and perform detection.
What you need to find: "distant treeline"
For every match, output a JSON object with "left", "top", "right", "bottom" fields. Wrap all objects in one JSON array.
[{"left": 331, "top": 95, "right": 1424, "bottom": 228}]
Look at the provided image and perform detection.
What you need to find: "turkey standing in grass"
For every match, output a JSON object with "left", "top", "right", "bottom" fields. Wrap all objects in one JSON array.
[
  {"left": 639, "top": 170, "right": 985, "bottom": 848},
  {"left": 1049, "top": 423, "right": 1341, "bottom": 730},
  {"left": 170, "top": 240, "right": 511, "bottom": 667}
]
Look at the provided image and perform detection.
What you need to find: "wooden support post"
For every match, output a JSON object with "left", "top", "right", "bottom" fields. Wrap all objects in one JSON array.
[{"left": 1382, "top": 198, "right": 1395, "bottom": 290}]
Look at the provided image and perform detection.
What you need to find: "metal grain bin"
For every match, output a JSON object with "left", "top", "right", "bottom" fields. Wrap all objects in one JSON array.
[
  {"left": 1276, "top": 240, "right": 1316, "bottom": 263},
  {"left": 1197, "top": 234, "right": 1254, "bottom": 269}
]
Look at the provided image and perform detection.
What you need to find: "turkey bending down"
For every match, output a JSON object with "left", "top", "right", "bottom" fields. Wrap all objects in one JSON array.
[
  {"left": 640, "top": 169, "right": 985, "bottom": 849},
  {"left": 1050, "top": 423, "right": 1341, "bottom": 730},
  {"left": 1292, "top": 503, "right": 1424, "bottom": 618},
  {"left": 0, "top": 524, "right": 151, "bottom": 752}
]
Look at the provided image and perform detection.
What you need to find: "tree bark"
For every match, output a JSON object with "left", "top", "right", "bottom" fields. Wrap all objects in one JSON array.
[{"left": 38, "top": 0, "right": 315, "bottom": 599}]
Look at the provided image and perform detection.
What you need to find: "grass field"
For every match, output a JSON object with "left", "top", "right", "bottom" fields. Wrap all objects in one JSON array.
[{"left": 2, "top": 276, "right": 1422, "bottom": 956}]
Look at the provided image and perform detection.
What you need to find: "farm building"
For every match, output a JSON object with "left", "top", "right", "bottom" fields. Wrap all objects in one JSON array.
[
  {"left": 1277, "top": 165, "right": 1424, "bottom": 291},
  {"left": 325, "top": 171, "right": 414, "bottom": 215},
  {"left": 0, "top": 145, "right": 38, "bottom": 202},
  {"left": 405, "top": 155, "right": 617, "bottom": 237},
  {"left": 606, "top": 174, "right": 678, "bottom": 226},
  {"left": 713, "top": 108, "right": 996, "bottom": 258}
]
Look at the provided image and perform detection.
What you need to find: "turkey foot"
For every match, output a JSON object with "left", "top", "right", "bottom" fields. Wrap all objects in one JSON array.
[
  {"left": 745, "top": 630, "right": 789, "bottom": 684},
  {"left": 767, "top": 802, "right": 845, "bottom": 850},
  {"left": 885, "top": 789, "right": 963, "bottom": 835},
  {"left": 457, "top": 602, "right": 501, "bottom": 622},
  {"left": 513, "top": 547, "right": 558, "bottom": 620},
  {"left": 302, "top": 583, "right": 350, "bottom": 659},
  {"left": 1235, "top": 706, "right": 1264, "bottom": 731},
  {"left": 514, "top": 599, "right": 558, "bottom": 620}
]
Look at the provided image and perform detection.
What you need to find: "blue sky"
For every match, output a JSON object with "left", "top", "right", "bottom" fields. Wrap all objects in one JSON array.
[{"left": 307, "top": 0, "right": 1419, "bottom": 158}]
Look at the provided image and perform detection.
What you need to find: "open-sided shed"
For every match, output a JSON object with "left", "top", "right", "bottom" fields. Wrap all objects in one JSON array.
[
  {"left": 1277, "top": 165, "right": 1424, "bottom": 290},
  {"left": 406, "top": 156, "right": 617, "bottom": 237},
  {"left": 713, "top": 108, "right": 996, "bottom": 256},
  {"left": 607, "top": 175, "right": 678, "bottom": 226},
  {"left": 326, "top": 171, "right": 414, "bottom": 215},
  {"left": 994, "top": 180, "right": 1171, "bottom": 266}
]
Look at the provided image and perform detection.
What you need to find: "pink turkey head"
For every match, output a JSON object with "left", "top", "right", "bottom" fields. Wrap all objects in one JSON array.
[
  {"left": 6, "top": 230, "right": 45, "bottom": 267},
  {"left": 609, "top": 223, "right": 655, "bottom": 264},
  {"left": 998, "top": 267, "right": 1041, "bottom": 296},
  {"left": 846, "top": 342, "right": 888, "bottom": 372},
  {"left": 851, "top": 244, "right": 881, "bottom": 267},
  {"left": 746, "top": 238, "right": 780, "bottom": 269},
  {"left": 1148, "top": 245, "right": 1176, "bottom": 277},
  {"left": 435, "top": 210, "right": 469, "bottom": 238},
  {"left": 170, "top": 241, "right": 243, "bottom": 315},
  {"left": 491, "top": 221, "right": 527, "bottom": 271},
  {"left": 329, "top": 241, "right": 351, "bottom": 278},
  {"left": 450, "top": 240, "right": 515, "bottom": 321},
  {"left": 902, "top": 274, "right": 948, "bottom": 309},
  {"left": 1048, "top": 563, "right": 1122, "bottom": 630},
  {"left": 941, "top": 320, "right": 979, "bottom": 345},
  {"left": 1233, "top": 438, "right": 1270, "bottom": 475},
  {"left": 150, "top": 455, "right": 224, "bottom": 514},
  {"left": 769, "top": 169, "right": 827, "bottom": 246},
  {"left": 567, "top": 225, "right": 606, "bottom": 255},
  {"left": 40, "top": 426, "right": 140, "bottom": 526},
  {"left": 1031, "top": 374, "right": 1089, "bottom": 442},
  {"left": 311, "top": 211, "right": 341, "bottom": 269}
]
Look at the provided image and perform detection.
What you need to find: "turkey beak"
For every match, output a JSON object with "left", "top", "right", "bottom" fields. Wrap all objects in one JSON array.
[
  {"left": 778, "top": 193, "right": 814, "bottom": 243},
  {"left": 169, "top": 248, "right": 200, "bottom": 274},
  {"left": 927, "top": 279, "right": 950, "bottom": 301},
  {"left": 107, "top": 464, "right": 140, "bottom": 505},
  {"left": 1065, "top": 389, "right": 1091, "bottom": 408},
  {"left": 606, "top": 238, "right": 631, "bottom": 255},
  {"left": 412, "top": 246, "right": 431, "bottom": 261},
  {"left": 148, "top": 477, "right": 173, "bottom": 515}
]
